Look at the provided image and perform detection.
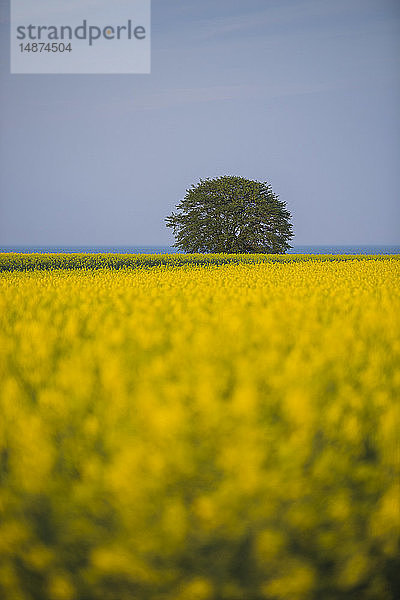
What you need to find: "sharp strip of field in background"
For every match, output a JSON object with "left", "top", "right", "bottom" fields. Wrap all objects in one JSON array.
[{"left": 0, "top": 252, "right": 398, "bottom": 272}]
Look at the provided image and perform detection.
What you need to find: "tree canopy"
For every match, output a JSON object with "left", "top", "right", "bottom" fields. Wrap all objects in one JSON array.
[{"left": 166, "top": 175, "right": 293, "bottom": 253}]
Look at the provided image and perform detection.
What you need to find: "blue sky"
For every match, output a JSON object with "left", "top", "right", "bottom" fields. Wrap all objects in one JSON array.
[{"left": 0, "top": 0, "right": 399, "bottom": 246}]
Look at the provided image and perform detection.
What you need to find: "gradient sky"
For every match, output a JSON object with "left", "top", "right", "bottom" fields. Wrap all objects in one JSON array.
[{"left": 0, "top": 0, "right": 399, "bottom": 246}]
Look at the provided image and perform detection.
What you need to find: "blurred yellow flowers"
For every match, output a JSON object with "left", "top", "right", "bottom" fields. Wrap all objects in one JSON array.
[{"left": 0, "top": 255, "right": 399, "bottom": 599}]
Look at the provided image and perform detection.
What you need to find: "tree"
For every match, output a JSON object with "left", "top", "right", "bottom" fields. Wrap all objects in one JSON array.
[{"left": 165, "top": 175, "right": 294, "bottom": 253}]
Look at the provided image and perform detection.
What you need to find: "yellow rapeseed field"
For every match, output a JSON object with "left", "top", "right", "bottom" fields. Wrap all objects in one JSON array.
[{"left": 0, "top": 255, "right": 399, "bottom": 600}]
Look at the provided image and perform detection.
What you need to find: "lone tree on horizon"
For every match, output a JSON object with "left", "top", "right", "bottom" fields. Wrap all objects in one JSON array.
[{"left": 166, "top": 175, "right": 293, "bottom": 253}]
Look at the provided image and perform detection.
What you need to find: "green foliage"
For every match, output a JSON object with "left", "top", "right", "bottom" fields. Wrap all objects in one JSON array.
[{"left": 166, "top": 176, "right": 294, "bottom": 253}]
